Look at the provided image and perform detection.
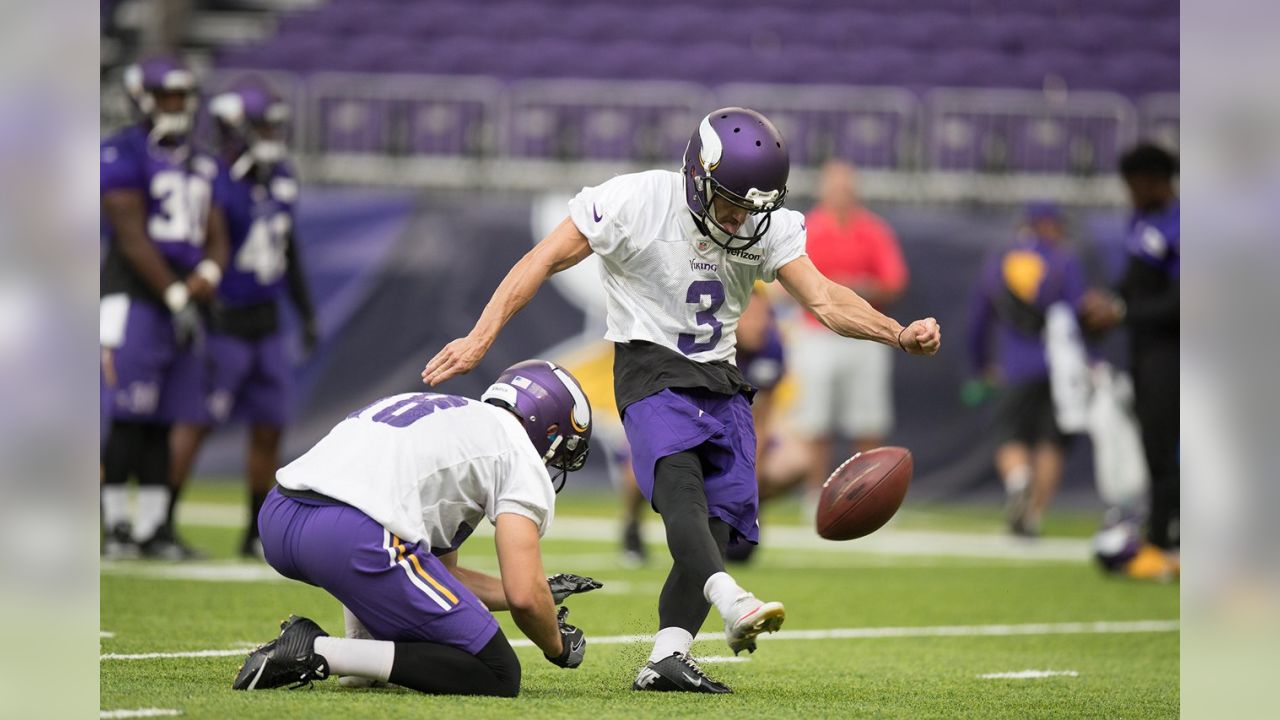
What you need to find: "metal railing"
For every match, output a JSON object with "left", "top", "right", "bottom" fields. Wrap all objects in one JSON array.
[{"left": 100, "top": 69, "right": 1177, "bottom": 205}]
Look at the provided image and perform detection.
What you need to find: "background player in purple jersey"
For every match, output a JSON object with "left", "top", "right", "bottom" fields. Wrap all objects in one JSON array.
[
  {"left": 167, "top": 77, "right": 319, "bottom": 559},
  {"left": 1081, "top": 142, "right": 1180, "bottom": 580},
  {"left": 100, "top": 55, "right": 229, "bottom": 559},
  {"left": 966, "top": 202, "right": 1088, "bottom": 537}
]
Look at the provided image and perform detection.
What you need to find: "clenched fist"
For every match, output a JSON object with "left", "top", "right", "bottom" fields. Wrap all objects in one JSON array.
[{"left": 897, "top": 317, "right": 941, "bottom": 356}]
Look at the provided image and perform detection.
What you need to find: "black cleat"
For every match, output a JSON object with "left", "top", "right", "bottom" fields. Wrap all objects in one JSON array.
[
  {"left": 632, "top": 652, "right": 732, "bottom": 694},
  {"left": 139, "top": 524, "right": 207, "bottom": 561},
  {"left": 233, "top": 615, "right": 331, "bottom": 690},
  {"left": 102, "top": 522, "right": 139, "bottom": 560}
]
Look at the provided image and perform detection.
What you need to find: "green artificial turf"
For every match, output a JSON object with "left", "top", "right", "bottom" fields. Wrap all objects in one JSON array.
[{"left": 101, "top": 481, "right": 1177, "bottom": 719}]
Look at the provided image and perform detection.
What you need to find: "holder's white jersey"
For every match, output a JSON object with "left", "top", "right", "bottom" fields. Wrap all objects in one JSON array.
[
  {"left": 276, "top": 393, "right": 554, "bottom": 552},
  {"left": 567, "top": 170, "right": 806, "bottom": 363}
]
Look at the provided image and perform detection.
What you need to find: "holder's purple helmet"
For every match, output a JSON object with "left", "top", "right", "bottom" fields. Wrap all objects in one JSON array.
[
  {"left": 682, "top": 107, "right": 790, "bottom": 252},
  {"left": 481, "top": 359, "right": 592, "bottom": 492},
  {"left": 123, "top": 55, "right": 198, "bottom": 146},
  {"left": 209, "top": 76, "right": 292, "bottom": 174}
]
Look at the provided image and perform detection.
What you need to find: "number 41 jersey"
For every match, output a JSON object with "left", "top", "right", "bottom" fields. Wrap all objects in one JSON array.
[
  {"left": 214, "top": 161, "right": 299, "bottom": 308},
  {"left": 275, "top": 393, "right": 555, "bottom": 553},
  {"left": 567, "top": 170, "right": 807, "bottom": 363}
]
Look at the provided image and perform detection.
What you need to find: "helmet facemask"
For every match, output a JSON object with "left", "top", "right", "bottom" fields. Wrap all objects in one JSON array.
[
  {"left": 690, "top": 172, "right": 787, "bottom": 252},
  {"left": 544, "top": 429, "right": 590, "bottom": 494},
  {"left": 124, "top": 62, "right": 198, "bottom": 150},
  {"left": 211, "top": 90, "right": 291, "bottom": 180}
]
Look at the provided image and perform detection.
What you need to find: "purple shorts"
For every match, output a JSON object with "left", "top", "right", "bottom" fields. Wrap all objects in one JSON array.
[
  {"left": 622, "top": 388, "right": 759, "bottom": 543},
  {"left": 100, "top": 297, "right": 205, "bottom": 424},
  {"left": 202, "top": 331, "right": 291, "bottom": 426},
  {"left": 258, "top": 488, "right": 499, "bottom": 655}
]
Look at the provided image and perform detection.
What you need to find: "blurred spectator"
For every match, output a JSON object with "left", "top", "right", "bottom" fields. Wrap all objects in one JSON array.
[
  {"left": 1080, "top": 142, "right": 1179, "bottom": 580},
  {"left": 792, "top": 160, "right": 907, "bottom": 498},
  {"left": 966, "top": 202, "right": 1086, "bottom": 537}
]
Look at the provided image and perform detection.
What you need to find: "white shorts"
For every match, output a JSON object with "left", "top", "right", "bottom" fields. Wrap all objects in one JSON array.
[{"left": 791, "top": 324, "right": 894, "bottom": 439}]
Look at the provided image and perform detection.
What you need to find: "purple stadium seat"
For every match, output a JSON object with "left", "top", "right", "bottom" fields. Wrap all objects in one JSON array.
[
  {"left": 925, "top": 50, "right": 1013, "bottom": 89},
  {"left": 834, "top": 110, "right": 910, "bottom": 169},
  {"left": 407, "top": 100, "right": 489, "bottom": 156},
  {"left": 893, "top": 12, "right": 968, "bottom": 52},
  {"left": 1098, "top": 51, "right": 1179, "bottom": 96},
  {"left": 835, "top": 47, "right": 918, "bottom": 87},
  {"left": 318, "top": 97, "right": 389, "bottom": 153},
  {"left": 1020, "top": 50, "right": 1098, "bottom": 91}
]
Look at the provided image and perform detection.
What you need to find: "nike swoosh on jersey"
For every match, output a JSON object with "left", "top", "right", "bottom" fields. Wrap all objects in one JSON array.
[{"left": 592, "top": 203, "right": 603, "bottom": 223}]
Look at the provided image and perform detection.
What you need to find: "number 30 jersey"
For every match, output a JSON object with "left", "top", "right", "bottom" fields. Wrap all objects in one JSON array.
[
  {"left": 213, "top": 161, "right": 299, "bottom": 308},
  {"left": 276, "top": 393, "right": 555, "bottom": 553},
  {"left": 100, "top": 124, "right": 216, "bottom": 300},
  {"left": 567, "top": 170, "right": 807, "bottom": 364}
]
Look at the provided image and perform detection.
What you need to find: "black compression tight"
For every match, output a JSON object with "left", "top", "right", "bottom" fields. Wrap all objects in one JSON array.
[
  {"left": 388, "top": 629, "right": 520, "bottom": 697},
  {"left": 102, "top": 420, "right": 169, "bottom": 487},
  {"left": 651, "top": 450, "right": 732, "bottom": 634}
]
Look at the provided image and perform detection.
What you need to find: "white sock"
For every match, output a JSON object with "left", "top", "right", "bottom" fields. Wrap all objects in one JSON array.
[
  {"left": 102, "top": 486, "right": 130, "bottom": 528},
  {"left": 648, "top": 627, "right": 693, "bottom": 663},
  {"left": 703, "top": 571, "right": 748, "bottom": 621},
  {"left": 344, "top": 606, "right": 373, "bottom": 640},
  {"left": 133, "top": 486, "right": 170, "bottom": 541},
  {"left": 1004, "top": 465, "right": 1031, "bottom": 494},
  {"left": 314, "top": 636, "right": 395, "bottom": 682}
]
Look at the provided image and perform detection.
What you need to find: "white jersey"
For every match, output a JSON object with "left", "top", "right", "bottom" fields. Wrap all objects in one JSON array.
[
  {"left": 567, "top": 170, "right": 807, "bottom": 363},
  {"left": 276, "top": 393, "right": 554, "bottom": 552}
]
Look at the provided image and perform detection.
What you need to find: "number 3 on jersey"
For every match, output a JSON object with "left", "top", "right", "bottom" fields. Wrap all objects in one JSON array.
[{"left": 677, "top": 279, "right": 725, "bottom": 355}]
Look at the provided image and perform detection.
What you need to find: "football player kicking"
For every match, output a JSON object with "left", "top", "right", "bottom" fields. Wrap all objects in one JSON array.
[
  {"left": 423, "top": 108, "right": 942, "bottom": 693},
  {"left": 168, "top": 77, "right": 319, "bottom": 560},
  {"left": 233, "top": 360, "right": 600, "bottom": 696}
]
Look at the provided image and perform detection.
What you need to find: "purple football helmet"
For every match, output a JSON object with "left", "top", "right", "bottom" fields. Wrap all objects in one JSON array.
[
  {"left": 122, "top": 55, "right": 198, "bottom": 146},
  {"left": 481, "top": 359, "right": 592, "bottom": 493},
  {"left": 682, "top": 107, "right": 790, "bottom": 252},
  {"left": 208, "top": 76, "right": 291, "bottom": 176}
]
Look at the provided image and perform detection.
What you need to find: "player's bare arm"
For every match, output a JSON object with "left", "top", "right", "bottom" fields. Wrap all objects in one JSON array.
[
  {"left": 494, "top": 512, "right": 564, "bottom": 658},
  {"left": 103, "top": 188, "right": 184, "bottom": 299},
  {"left": 186, "top": 204, "right": 230, "bottom": 303},
  {"left": 438, "top": 550, "right": 510, "bottom": 610},
  {"left": 422, "top": 217, "right": 592, "bottom": 386},
  {"left": 776, "top": 255, "right": 941, "bottom": 356}
]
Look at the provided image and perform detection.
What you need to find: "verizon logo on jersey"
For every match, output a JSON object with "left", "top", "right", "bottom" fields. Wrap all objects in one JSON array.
[
  {"left": 725, "top": 246, "right": 763, "bottom": 264},
  {"left": 689, "top": 259, "right": 718, "bottom": 273}
]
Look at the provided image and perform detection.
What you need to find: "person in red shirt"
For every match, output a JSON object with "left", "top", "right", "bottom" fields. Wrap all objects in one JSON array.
[{"left": 792, "top": 160, "right": 908, "bottom": 498}]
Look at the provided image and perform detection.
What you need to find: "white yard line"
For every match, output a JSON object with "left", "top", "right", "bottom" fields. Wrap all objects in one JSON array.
[
  {"left": 100, "top": 709, "right": 181, "bottom": 719},
  {"left": 101, "top": 631, "right": 116, "bottom": 638},
  {"left": 698, "top": 656, "right": 752, "bottom": 663},
  {"left": 979, "top": 670, "right": 1080, "bottom": 679},
  {"left": 172, "top": 504, "right": 1094, "bottom": 563},
  {"left": 101, "top": 619, "right": 1177, "bottom": 661}
]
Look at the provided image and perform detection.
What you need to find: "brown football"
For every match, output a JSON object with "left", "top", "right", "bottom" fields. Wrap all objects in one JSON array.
[{"left": 816, "top": 446, "right": 913, "bottom": 540}]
